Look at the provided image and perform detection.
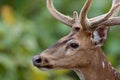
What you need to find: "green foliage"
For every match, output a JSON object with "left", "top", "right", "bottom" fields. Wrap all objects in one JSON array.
[{"left": 0, "top": 0, "right": 120, "bottom": 80}]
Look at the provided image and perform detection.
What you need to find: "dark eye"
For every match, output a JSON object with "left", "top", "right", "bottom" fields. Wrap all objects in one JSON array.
[{"left": 70, "top": 43, "right": 79, "bottom": 49}]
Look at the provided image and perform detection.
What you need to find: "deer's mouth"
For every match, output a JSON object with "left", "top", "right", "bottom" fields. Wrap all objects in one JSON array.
[{"left": 36, "top": 65, "right": 54, "bottom": 70}]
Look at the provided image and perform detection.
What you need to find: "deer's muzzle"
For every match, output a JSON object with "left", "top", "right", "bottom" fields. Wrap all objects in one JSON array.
[{"left": 32, "top": 55, "right": 53, "bottom": 70}]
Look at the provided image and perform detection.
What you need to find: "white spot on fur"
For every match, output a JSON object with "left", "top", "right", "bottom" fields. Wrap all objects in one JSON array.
[
  {"left": 112, "top": 67, "right": 114, "bottom": 70},
  {"left": 102, "top": 61, "right": 105, "bottom": 69}
]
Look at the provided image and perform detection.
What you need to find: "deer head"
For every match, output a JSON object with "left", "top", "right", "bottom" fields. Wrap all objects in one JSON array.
[{"left": 32, "top": 0, "right": 120, "bottom": 80}]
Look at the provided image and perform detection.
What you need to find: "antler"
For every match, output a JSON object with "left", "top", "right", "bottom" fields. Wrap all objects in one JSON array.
[
  {"left": 47, "top": 0, "right": 75, "bottom": 27},
  {"left": 47, "top": 0, "right": 120, "bottom": 30},
  {"left": 91, "top": 4, "right": 120, "bottom": 27},
  {"left": 111, "top": 0, "right": 120, "bottom": 16},
  {"left": 89, "top": 0, "right": 120, "bottom": 29},
  {"left": 100, "top": 0, "right": 120, "bottom": 27},
  {"left": 80, "top": 0, "right": 92, "bottom": 30},
  {"left": 98, "top": 17, "right": 120, "bottom": 26},
  {"left": 47, "top": 0, "right": 92, "bottom": 29}
]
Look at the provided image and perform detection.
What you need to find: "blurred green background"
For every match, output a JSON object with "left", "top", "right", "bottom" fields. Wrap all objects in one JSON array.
[{"left": 0, "top": 0, "right": 120, "bottom": 80}]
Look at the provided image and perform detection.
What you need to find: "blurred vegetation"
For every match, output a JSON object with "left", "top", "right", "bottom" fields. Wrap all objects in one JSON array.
[{"left": 0, "top": 0, "right": 120, "bottom": 80}]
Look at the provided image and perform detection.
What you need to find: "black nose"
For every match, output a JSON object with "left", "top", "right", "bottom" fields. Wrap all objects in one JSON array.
[{"left": 32, "top": 55, "right": 42, "bottom": 67}]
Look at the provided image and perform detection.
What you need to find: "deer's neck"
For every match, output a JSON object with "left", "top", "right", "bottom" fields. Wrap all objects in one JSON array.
[{"left": 74, "top": 48, "right": 120, "bottom": 80}]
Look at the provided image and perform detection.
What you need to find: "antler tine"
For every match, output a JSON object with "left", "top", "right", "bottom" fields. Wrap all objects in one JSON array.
[
  {"left": 99, "top": 0, "right": 120, "bottom": 27},
  {"left": 90, "top": 0, "right": 120, "bottom": 29},
  {"left": 91, "top": 3, "right": 120, "bottom": 27},
  {"left": 99, "top": 17, "right": 120, "bottom": 26},
  {"left": 90, "top": 0, "right": 120, "bottom": 22},
  {"left": 80, "top": 0, "right": 92, "bottom": 30},
  {"left": 47, "top": 0, "right": 75, "bottom": 27},
  {"left": 73, "top": 11, "right": 79, "bottom": 24},
  {"left": 103, "top": 0, "right": 120, "bottom": 26},
  {"left": 111, "top": 0, "right": 120, "bottom": 16}
]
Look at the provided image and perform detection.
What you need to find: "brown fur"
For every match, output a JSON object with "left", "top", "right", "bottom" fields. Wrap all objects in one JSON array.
[
  {"left": 37, "top": 29, "right": 120, "bottom": 80},
  {"left": 33, "top": 0, "right": 120, "bottom": 80}
]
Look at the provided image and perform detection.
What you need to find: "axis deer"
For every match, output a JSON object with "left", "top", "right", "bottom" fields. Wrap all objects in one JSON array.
[{"left": 32, "top": 0, "right": 120, "bottom": 80}]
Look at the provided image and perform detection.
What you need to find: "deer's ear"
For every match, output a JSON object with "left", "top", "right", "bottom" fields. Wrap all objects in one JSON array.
[{"left": 91, "top": 27, "right": 109, "bottom": 47}]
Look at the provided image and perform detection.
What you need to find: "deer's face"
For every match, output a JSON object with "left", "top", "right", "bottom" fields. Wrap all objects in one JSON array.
[
  {"left": 32, "top": 0, "right": 120, "bottom": 71},
  {"left": 33, "top": 27, "right": 95, "bottom": 70}
]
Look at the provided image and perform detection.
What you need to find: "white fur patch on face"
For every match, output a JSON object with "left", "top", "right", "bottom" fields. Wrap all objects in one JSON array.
[{"left": 91, "top": 31, "right": 102, "bottom": 46}]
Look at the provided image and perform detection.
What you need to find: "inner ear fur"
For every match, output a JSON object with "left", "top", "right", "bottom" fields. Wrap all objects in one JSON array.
[{"left": 91, "top": 27, "right": 109, "bottom": 46}]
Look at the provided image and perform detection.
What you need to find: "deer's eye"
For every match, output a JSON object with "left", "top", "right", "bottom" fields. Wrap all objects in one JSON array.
[{"left": 70, "top": 43, "right": 79, "bottom": 49}]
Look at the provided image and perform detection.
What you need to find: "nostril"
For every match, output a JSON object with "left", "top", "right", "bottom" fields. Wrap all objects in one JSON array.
[
  {"left": 35, "top": 58, "right": 41, "bottom": 63},
  {"left": 32, "top": 55, "right": 42, "bottom": 67}
]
